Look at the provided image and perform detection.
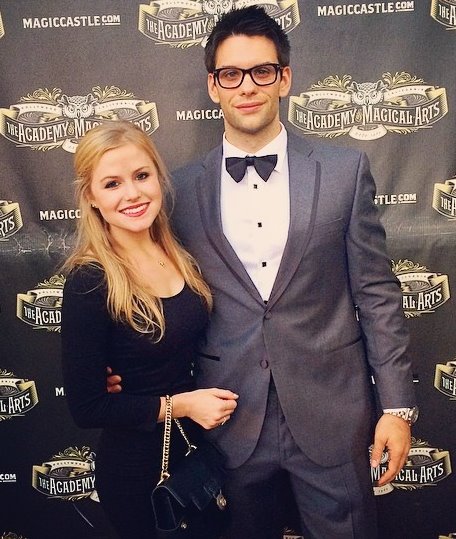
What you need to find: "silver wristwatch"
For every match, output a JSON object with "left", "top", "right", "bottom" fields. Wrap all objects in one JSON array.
[{"left": 383, "top": 406, "right": 419, "bottom": 426}]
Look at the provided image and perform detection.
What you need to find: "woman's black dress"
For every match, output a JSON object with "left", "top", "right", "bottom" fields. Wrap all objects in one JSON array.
[{"left": 61, "top": 265, "right": 208, "bottom": 538}]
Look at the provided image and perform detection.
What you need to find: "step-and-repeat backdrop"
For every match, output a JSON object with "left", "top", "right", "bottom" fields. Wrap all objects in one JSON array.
[{"left": 0, "top": 1, "right": 455, "bottom": 538}]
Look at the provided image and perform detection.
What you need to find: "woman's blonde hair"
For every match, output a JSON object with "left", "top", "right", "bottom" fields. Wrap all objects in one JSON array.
[{"left": 63, "top": 121, "right": 212, "bottom": 339}]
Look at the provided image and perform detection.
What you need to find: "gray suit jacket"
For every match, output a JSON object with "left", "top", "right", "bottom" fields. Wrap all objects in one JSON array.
[{"left": 171, "top": 132, "right": 416, "bottom": 469}]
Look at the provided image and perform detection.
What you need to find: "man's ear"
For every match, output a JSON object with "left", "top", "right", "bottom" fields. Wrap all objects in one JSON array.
[
  {"left": 207, "top": 73, "right": 221, "bottom": 104},
  {"left": 279, "top": 66, "right": 292, "bottom": 98}
]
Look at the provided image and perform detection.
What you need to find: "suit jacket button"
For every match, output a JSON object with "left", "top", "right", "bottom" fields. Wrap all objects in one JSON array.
[
  {"left": 260, "top": 359, "right": 269, "bottom": 369},
  {"left": 264, "top": 312, "right": 271, "bottom": 320}
]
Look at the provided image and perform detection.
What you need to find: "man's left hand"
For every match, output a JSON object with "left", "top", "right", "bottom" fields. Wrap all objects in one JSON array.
[{"left": 370, "top": 413, "right": 411, "bottom": 486}]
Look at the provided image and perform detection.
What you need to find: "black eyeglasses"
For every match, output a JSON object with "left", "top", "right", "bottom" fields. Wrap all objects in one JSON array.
[{"left": 213, "top": 63, "right": 283, "bottom": 89}]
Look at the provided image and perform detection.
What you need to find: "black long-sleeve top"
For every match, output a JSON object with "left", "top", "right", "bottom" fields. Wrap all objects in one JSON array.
[{"left": 61, "top": 264, "right": 208, "bottom": 432}]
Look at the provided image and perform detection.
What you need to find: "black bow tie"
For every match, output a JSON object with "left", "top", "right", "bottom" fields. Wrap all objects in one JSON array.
[{"left": 225, "top": 154, "right": 278, "bottom": 183}]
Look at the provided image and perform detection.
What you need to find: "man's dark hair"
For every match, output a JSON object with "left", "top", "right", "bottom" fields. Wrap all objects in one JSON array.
[{"left": 204, "top": 6, "right": 290, "bottom": 73}]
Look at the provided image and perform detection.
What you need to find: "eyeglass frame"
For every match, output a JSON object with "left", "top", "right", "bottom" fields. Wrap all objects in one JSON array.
[{"left": 212, "top": 63, "right": 284, "bottom": 89}]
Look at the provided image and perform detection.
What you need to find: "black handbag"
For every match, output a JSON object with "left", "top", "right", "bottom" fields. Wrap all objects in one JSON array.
[{"left": 151, "top": 395, "right": 228, "bottom": 538}]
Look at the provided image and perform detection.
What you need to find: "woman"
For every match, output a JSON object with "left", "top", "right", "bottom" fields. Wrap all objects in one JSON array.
[{"left": 61, "top": 121, "right": 238, "bottom": 538}]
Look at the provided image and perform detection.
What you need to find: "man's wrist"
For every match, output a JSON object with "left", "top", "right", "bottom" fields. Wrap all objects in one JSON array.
[{"left": 383, "top": 406, "right": 419, "bottom": 426}]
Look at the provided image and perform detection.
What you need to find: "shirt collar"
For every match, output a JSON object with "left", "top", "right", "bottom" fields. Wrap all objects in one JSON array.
[{"left": 222, "top": 124, "right": 288, "bottom": 174}]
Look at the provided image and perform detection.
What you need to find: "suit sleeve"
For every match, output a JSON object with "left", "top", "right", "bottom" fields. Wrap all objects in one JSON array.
[
  {"left": 345, "top": 152, "right": 416, "bottom": 409},
  {"left": 61, "top": 265, "right": 160, "bottom": 430}
]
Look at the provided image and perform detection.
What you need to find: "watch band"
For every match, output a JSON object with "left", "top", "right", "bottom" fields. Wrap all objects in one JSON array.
[{"left": 383, "top": 406, "right": 419, "bottom": 426}]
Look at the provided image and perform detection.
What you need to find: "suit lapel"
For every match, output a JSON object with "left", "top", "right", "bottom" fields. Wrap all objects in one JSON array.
[
  {"left": 268, "top": 135, "right": 321, "bottom": 308},
  {"left": 196, "top": 145, "right": 264, "bottom": 304},
  {"left": 196, "top": 135, "right": 321, "bottom": 308}
]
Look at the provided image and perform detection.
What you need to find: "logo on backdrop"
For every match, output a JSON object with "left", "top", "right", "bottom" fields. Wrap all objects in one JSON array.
[
  {"left": 435, "top": 358, "right": 456, "bottom": 399},
  {"left": 392, "top": 260, "right": 450, "bottom": 317},
  {"left": 22, "top": 13, "right": 121, "bottom": 29},
  {"left": 288, "top": 72, "right": 448, "bottom": 140},
  {"left": 138, "top": 0, "right": 300, "bottom": 47},
  {"left": 433, "top": 175, "right": 456, "bottom": 219},
  {"left": 32, "top": 446, "right": 98, "bottom": 501},
  {"left": 39, "top": 208, "right": 80, "bottom": 221},
  {"left": 1, "top": 534, "right": 28, "bottom": 539},
  {"left": 440, "top": 534, "right": 456, "bottom": 539},
  {"left": 431, "top": 0, "right": 456, "bottom": 28},
  {"left": 0, "top": 370, "right": 38, "bottom": 420},
  {"left": 0, "top": 11, "right": 4, "bottom": 39},
  {"left": 317, "top": 1, "right": 415, "bottom": 16},
  {"left": 0, "top": 473, "right": 17, "bottom": 483},
  {"left": 0, "top": 86, "right": 159, "bottom": 153},
  {"left": 371, "top": 437, "right": 452, "bottom": 495},
  {"left": 16, "top": 275, "right": 64, "bottom": 332},
  {"left": 0, "top": 201, "right": 23, "bottom": 240},
  {"left": 374, "top": 192, "right": 417, "bottom": 205},
  {"left": 176, "top": 108, "right": 223, "bottom": 121},
  {"left": 283, "top": 529, "right": 303, "bottom": 539}
]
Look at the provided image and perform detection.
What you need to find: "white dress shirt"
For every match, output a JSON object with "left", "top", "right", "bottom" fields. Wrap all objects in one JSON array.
[{"left": 221, "top": 126, "right": 289, "bottom": 302}]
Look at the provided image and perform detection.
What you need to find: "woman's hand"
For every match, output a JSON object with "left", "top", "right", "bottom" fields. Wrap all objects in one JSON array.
[
  {"left": 172, "top": 388, "right": 239, "bottom": 430},
  {"left": 106, "top": 367, "right": 122, "bottom": 393}
]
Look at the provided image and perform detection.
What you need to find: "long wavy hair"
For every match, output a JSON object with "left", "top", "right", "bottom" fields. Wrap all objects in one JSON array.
[{"left": 63, "top": 121, "right": 212, "bottom": 340}]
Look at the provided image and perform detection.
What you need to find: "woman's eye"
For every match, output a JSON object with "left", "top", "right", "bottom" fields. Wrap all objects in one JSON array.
[
  {"left": 105, "top": 180, "right": 119, "bottom": 189},
  {"left": 137, "top": 172, "right": 149, "bottom": 181}
]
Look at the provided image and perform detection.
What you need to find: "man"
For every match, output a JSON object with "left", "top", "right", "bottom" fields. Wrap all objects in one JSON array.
[{"left": 111, "top": 6, "right": 417, "bottom": 538}]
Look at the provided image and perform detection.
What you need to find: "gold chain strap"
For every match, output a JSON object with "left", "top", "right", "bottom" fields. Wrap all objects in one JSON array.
[{"left": 158, "top": 395, "right": 196, "bottom": 484}]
